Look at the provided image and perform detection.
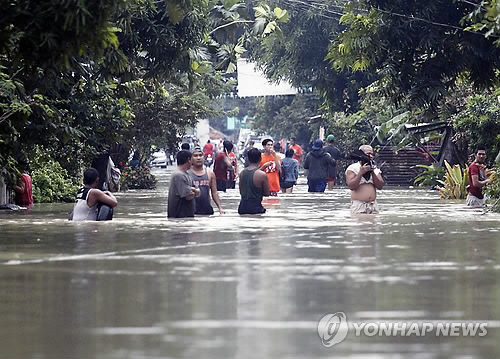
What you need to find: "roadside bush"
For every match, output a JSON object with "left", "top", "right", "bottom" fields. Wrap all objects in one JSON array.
[
  {"left": 121, "top": 165, "right": 157, "bottom": 190},
  {"left": 30, "top": 147, "right": 79, "bottom": 203},
  {"left": 485, "top": 168, "right": 500, "bottom": 212},
  {"left": 436, "top": 161, "right": 469, "bottom": 199},
  {"left": 413, "top": 164, "right": 445, "bottom": 188}
]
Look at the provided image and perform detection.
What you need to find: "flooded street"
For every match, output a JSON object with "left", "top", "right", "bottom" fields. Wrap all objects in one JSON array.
[{"left": 1, "top": 168, "right": 499, "bottom": 358}]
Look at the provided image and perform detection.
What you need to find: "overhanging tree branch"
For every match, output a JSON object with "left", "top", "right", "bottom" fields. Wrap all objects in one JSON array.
[{"left": 210, "top": 20, "right": 254, "bottom": 34}]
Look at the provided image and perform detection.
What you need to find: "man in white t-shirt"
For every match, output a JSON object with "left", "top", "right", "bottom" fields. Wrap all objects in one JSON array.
[
  {"left": 345, "top": 145, "right": 384, "bottom": 214},
  {"left": 72, "top": 168, "right": 118, "bottom": 221}
]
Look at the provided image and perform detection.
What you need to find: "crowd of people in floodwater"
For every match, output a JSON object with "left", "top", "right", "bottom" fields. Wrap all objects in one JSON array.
[
  {"left": 166, "top": 136, "right": 385, "bottom": 217},
  {"left": 164, "top": 139, "right": 491, "bottom": 217},
  {"left": 6, "top": 138, "right": 492, "bottom": 219}
]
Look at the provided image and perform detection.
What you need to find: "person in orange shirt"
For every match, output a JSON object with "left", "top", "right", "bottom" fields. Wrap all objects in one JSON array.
[
  {"left": 260, "top": 138, "right": 281, "bottom": 196},
  {"left": 289, "top": 137, "right": 303, "bottom": 166}
]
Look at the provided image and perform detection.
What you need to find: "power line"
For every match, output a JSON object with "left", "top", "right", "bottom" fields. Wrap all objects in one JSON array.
[
  {"left": 279, "top": 0, "right": 337, "bottom": 20},
  {"left": 277, "top": 0, "right": 496, "bottom": 38},
  {"left": 457, "top": 0, "right": 482, "bottom": 7},
  {"left": 281, "top": 0, "right": 346, "bottom": 19}
]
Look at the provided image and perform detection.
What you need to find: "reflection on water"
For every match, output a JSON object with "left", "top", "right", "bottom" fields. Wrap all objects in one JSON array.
[{"left": 0, "top": 168, "right": 499, "bottom": 358}]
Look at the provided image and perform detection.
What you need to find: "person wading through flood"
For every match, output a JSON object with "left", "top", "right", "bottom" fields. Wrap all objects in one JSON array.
[
  {"left": 167, "top": 150, "right": 200, "bottom": 218},
  {"left": 260, "top": 138, "right": 281, "bottom": 196},
  {"left": 14, "top": 171, "right": 33, "bottom": 208},
  {"left": 203, "top": 139, "right": 215, "bottom": 168},
  {"left": 466, "top": 148, "right": 492, "bottom": 208},
  {"left": 72, "top": 168, "right": 118, "bottom": 221},
  {"left": 288, "top": 137, "right": 303, "bottom": 166},
  {"left": 346, "top": 145, "right": 384, "bottom": 214},
  {"left": 214, "top": 140, "right": 235, "bottom": 192},
  {"left": 324, "top": 134, "right": 343, "bottom": 190},
  {"left": 238, "top": 148, "right": 270, "bottom": 214},
  {"left": 187, "top": 147, "right": 224, "bottom": 215},
  {"left": 280, "top": 149, "right": 299, "bottom": 193},
  {"left": 227, "top": 147, "right": 238, "bottom": 189},
  {"left": 303, "top": 139, "right": 336, "bottom": 193}
]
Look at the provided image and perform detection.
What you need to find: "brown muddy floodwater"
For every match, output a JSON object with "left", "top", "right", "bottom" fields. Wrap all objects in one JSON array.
[{"left": 0, "top": 168, "right": 499, "bottom": 359}]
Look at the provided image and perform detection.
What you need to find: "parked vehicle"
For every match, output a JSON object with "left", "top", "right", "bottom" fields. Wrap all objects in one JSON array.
[{"left": 150, "top": 151, "right": 168, "bottom": 168}]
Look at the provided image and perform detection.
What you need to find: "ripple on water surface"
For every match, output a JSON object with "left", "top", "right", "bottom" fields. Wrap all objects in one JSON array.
[{"left": 1, "top": 169, "right": 499, "bottom": 359}]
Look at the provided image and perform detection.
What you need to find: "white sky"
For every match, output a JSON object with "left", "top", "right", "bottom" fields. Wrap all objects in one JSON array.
[{"left": 237, "top": 59, "right": 297, "bottom": 97}]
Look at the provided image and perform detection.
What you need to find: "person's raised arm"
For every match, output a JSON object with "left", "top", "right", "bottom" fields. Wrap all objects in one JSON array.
[
  {"left": 346, "top": 170, "right": 360, "bottom": 190},
  {"left": 93, "top": 190, "right": 118, "bottom": 208},
  {"left": 372, "top": 168, "right": 384, "bottom": 190},
  {"left": 259, "top": 161, "right": 271, "bottom": 171}
]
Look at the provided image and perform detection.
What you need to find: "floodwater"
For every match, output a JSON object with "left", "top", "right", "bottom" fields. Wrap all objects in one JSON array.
[{"left": 0, "top": 168, "right": 499, "bottom": 359}]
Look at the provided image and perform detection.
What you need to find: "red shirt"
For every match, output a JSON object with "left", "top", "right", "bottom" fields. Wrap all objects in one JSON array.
[
  {"left": 228, "top": 151, "right": 237, "bottom": 166},
  {"left": 204, "top": 143, "right": 214, "bottom": 156},
  {"left": 468, "top": 162, "right": 485, "bottom": 199},
  {"left": 228, "top": 151, "right": 238, "bottom": 181},
  {"left": 214, "top": 152, "right": 228, "bottom": 181}
]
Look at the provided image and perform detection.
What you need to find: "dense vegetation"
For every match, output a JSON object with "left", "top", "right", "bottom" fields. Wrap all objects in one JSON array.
[
  {"left": 0, "top": 0, "right": 288, "bottom": 198},
  {"left": 240, "top": 0, "right": 500, "bottom": 207},
  {"left": 3, "top": 0, "right": 500, "bottom": 205}
]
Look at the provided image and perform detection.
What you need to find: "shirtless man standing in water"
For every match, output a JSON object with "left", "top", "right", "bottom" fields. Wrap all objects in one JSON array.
[{"left": 346, "top": 145, "right": 384, "bottom": 214}]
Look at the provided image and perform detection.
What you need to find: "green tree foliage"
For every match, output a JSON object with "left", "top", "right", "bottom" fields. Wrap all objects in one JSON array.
[
  {"left": 122, "top": 75, "right": 234, "bottom": 158},
  {"left": 1, "top": 0, "right": 146, "bottom": 180},
  {"left": 464, "top": 0, "right": 500, "bottom": 46},
  {"left": 246, "top": 0, "right": 375, "bottom": 113},
  {"left": 30, "top": 146, "right": 79, "bottom": 203},
  {"left": 328, "top": 0, "right": 500, "bottom": 107},
  {"left": 413, "top": 164, "right": 445, "bottom": 188},
  {"left": 324, "top": 112, "right": 372, "bottom": 156},
  {"left": 485, "top": 168, "right": 500, "bottom": 211},
  {"left": 0, "top": 0, "right": 125, "bottom": 70},
  {"left": 248, "top": 94, "right": 317, "bottom": 144},
  {"left": 452, "top": 92, "right": 500, "bottom": 165},
  {"left": 324, "top": 87, "right": 414, "bottom": 150},
  {"left": 1, "top": 0, "right": 284, "bottom": 199},
  {"left": 238, "top": 0, "right": 500, "bottom": 193}
]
